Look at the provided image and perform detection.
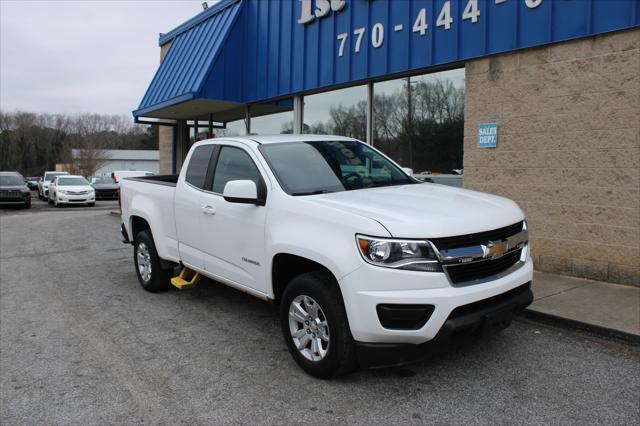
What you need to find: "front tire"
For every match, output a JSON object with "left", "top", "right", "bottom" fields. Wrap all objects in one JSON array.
[
  {"left": 87, "top": 202, "right": 95, "bottom": 207},
  {"left": 133, "top": 230, "right": 171, "bottom": 292},
  {"left": 280, "top": 271, "right": 357, "bottom": 379}
]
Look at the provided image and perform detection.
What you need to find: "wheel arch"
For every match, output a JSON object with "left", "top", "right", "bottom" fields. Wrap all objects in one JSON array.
[
  {"left": 271, "top": 253, "right": 344, "bottom": 304},
  {"left": 130, "top": 215, "right": 152, "bottom": 241}
]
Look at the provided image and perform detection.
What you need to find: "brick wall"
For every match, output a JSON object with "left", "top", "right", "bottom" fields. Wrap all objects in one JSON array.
[
  {"left": 158, "top": 42, "right": 174, "bottom": 175},
  {"left": 464, "top": 28, "right": 640, "bottom": 286}
]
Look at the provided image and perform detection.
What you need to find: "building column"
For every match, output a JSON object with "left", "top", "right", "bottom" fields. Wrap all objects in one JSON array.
[
  {"left": 158, "top": 121, "right": 175, "bottom": 174},
  {"left": 174, "top": 119, "right": 189, "bottom": 172},
  {"left": 245, "top": 105, "right": 251, "bottom": 135},
  {"left": 293, "top": 95, "right": 304, "bottom": 134},
  {"left": 366, "top": 82, "right": 373, "bottom": 145}
]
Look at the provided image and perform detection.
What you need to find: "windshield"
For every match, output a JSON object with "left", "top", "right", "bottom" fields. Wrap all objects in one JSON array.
[
  {"left": 92, "top": 177, "right": 113, "bottom": 184},
  {"left": 57, "top": 177, "right": 89, "bottom": 186},
  {"left": 44, "top": 173, "right": 66, "bottom": 181},
  {"left": 0, "top": 175, "right": 25, "bottom": 186},
  {"left": 260, "top": 140, "right": 414, "bottom": 195}
]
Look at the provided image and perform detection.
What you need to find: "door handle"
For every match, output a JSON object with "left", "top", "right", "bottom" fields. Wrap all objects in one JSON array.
[{"left": 201, "top": 205, "right": 216, "bottom": 215}]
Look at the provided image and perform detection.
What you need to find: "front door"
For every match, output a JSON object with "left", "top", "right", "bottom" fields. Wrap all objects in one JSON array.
[{"left": 199, "top": 144, "right": 268, "bottom": 293}]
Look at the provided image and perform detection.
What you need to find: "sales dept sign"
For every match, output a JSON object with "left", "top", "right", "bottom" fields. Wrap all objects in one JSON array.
[{"left": 478, "top": 123, "right": 498, "bottom": 148}]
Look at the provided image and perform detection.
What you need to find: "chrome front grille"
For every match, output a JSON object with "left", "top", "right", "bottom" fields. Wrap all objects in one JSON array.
[
  {"left": 444, "top": 249, "right": 524, "bottom": 285},
  {"left": 429, "top": 221, "right": 528, "bottom": 286}
]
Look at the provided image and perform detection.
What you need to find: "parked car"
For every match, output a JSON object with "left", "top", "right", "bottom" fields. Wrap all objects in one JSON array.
[
  {"left": 0, "top": 171, "right": 31, "bottom": 208},
  {"left": 48, "top": 175, "right": 95, "bottom": 207},
  {"left": 120, "top": 135, "right": 533, "bottom": 378},
  {"left": 111, "top": 170, "right": 154, "bottom": 186},
  {"left": 26, "top": 176, "right": 41, "bottom": 190},
  {"left": 90, "top": 176, "right": 119, "bottom": 200},
  {"left": 38, "top": 171, "right": 69, "bottom": 199}
]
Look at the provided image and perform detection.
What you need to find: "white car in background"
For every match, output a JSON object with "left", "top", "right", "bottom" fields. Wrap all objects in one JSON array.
[
  {"left": 38, "top": 171, "right": 69, "bottom": 199},
  {"left": 48, "top": 175, "right": 95, "bottom": 207}
]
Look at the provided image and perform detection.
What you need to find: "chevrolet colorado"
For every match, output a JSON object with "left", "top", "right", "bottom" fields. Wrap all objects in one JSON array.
[{"left": 120, "top": 135, "right": 533, "bottom": 378}]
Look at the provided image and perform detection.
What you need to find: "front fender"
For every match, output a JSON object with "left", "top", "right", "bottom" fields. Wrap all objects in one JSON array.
[{"left": 265, "top": 191, "right": 390, "bottom": 298}]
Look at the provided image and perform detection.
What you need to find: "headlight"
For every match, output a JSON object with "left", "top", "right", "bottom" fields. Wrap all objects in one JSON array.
[
  {"left": 356, "top": 235, "right": 442, "bottom": 272},
  {"left": 59, "top": 190, "right": 68, "bottom": 194}
]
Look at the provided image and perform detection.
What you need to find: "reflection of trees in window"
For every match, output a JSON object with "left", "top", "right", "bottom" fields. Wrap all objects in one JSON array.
[
  {"left": 279, "top": 121, "right": 294, "bottom": 134},
  {"left": 302, "top": 78, "right": 463, "bottom": 174},
  {"left": 304, "top": 100, "right": 367, "bottom": 140},
  {"left": 375, "top": 78, "right": 464, "bottom": 174}
]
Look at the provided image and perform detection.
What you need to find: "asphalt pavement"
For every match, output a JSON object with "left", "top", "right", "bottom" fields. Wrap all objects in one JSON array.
[{"left": 1, "top": 206, "right": 639, "bottom": 424}]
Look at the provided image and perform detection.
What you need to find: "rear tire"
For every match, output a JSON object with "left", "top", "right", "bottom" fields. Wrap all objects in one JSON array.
[
  {"left": 280, "top": 271, "right": 357, "bottom": 379},
  {"left": 133, "top": 230, "right": 171, "bottom": 292}
]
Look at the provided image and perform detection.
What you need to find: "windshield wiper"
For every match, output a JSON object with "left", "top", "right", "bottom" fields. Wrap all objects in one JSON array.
[{"left": 290, "top": 189, "right": 334, "bottom": 196}]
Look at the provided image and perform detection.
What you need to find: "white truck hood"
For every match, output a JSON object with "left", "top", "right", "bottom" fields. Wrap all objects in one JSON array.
[{"left": 306, "top": 183, "right": 524, "bottom": 238}]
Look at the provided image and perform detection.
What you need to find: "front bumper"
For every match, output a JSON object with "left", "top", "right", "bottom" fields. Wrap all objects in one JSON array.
[
  {"left": 57, "top": 194, "right": 95, "bottom": 204},
  {"left": 0, "top": 192, "right": 30, "bottom": 204},
  {"left": 339, "top": 250, "right": 533, "bottom": 345},
  {"left": 355, "top": 282, "right": 533, "bottom": 368},
  {"left": 95, "top": 190, "right": 118, "bottom": 200}
]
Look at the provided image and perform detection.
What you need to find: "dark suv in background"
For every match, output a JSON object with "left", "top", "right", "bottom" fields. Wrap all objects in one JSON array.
[{"left": 0, "top": 172, "right": 31, "bottom": 208}]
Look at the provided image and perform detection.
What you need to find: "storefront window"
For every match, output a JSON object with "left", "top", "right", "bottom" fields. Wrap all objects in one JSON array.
[
  {"left": 250, "top": 110, "right": 294, "bottom": 134},
  {"left": 216, "top": 119, "right": 246, "bottom": 137},
  {"left": 303, "top": 85, "right": 367, "bottom": 140},
  {"left": 373, "top": 69, "right": 464, "bottom": 186},
  {"left": 249, "top": 98, "right": 294, "bottom": 135}
]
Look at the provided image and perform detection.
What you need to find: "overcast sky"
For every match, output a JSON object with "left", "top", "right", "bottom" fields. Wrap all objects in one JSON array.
[
  {"left": 0, "top": 0, "right": 464, "bottom": 125},
  {"left": 0, "top": 0, "right": 207, "bottom": 116}
]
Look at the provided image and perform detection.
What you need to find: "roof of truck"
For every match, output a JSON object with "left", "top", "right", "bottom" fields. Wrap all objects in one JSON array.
[{"left": 214, "top": 135, "right": 359, "bottom": 145}]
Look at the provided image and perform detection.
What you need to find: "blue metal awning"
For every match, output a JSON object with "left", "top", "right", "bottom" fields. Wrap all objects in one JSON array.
[
  {"left": 133, "top": 0, "right": 243, "bottom": 118},
  {"left": 135, "top": 0, "right": 639, "bottom": 121}
]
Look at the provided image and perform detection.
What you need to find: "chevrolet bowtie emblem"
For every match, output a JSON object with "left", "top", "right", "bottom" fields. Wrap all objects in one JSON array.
[{"left": 482, "top": 241, "right": 508, "bottom": 259}]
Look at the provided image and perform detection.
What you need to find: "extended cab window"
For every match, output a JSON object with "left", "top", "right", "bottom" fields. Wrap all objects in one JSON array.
[
  {"left": 185, "top": 145, "right": 215, "bottom": 189},
  {"left": 212, "top": 147, "right": 261, "bottom": 194}
]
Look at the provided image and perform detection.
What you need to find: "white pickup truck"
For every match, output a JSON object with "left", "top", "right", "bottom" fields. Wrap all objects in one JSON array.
[{"left": 120, "top": 135, "right": 533, "bottom": 378}]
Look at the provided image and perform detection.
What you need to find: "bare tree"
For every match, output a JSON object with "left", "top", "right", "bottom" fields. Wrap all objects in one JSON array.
[{"left": 0, "top": 110, "right": 157, "bottom": 176}]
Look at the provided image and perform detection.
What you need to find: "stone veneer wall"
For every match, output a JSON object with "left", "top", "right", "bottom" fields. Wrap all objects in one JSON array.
[
  {"left": 463, "top": 28, "right": 639, "bottom": 286},
  {"left": 158, "top": 42, "right": 174, "bottom": 175}
]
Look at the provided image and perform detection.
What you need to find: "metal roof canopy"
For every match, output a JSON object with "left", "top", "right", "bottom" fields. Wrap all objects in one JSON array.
[
  {"left": 134, "top": 0, "right": 640, "bottom": 122},
  {"left": 133, "top": 0, "right": 244, "bottom": 120}
]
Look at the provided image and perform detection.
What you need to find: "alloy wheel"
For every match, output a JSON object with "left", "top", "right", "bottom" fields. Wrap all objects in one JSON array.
[
  {"left": 136, "top": 242, "right": 152, "bottom": 283},
  {"left": 288, "top": 295, "right": 330, "bottom": 362}
]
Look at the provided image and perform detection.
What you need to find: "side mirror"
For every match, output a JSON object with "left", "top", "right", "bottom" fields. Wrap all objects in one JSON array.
[
  {"left": 223, "top": 180, "right": 264, "bottom": 206},
  {"left": 402, "top": 167, "right": 414, "bottom": 176}
]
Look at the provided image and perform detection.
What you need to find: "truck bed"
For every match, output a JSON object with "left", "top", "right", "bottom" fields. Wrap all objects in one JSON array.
[
  {"left": 125, "top": 174, "right": 178, "bottom": 186},
  {"left": 120, "top": 174, "right": 180, "bottom": 263}
]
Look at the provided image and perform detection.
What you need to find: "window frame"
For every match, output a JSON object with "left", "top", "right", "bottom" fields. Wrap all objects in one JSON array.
[{"left": 204, "top": 144, "right": 268, "bottom": 202}]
